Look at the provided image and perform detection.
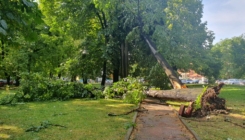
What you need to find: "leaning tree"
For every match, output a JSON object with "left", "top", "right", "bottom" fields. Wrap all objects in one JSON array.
[{"left": 39, "top": 0, "right": 214, "bottom": 88}]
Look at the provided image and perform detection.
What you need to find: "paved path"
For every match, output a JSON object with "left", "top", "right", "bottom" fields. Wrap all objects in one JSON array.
[{"left": 129, "top": 97, "right": 196, "bottom": 140}]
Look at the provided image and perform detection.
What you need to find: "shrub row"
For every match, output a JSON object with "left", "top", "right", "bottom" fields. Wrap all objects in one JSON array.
[
  {"left": 0, "top": 74, "right": 146, "bottom": 105},
  {"left": 11, "top": 73, "right": 102, "bottom": 102},
  {"left": 103, "top": 77, "right": 146, "bottom": 105}
]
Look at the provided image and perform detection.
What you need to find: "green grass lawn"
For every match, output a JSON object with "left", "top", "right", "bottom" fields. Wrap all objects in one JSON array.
[
  {"left": 1, "top": 85, "right": 245, "bottom": 140},
  {"left": 0, "top": 96, "right": 136, "bottom": 140},
  {"left": 182, "top": 85, "right": 245, "bottom": 140}
]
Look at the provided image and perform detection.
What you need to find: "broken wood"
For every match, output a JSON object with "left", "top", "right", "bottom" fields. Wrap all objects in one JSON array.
[
  {"left": 179, "top": 101, "right": 194, "bottom": 117},
  {"left": 146, "top": 88, "right": 203, "bottom": 101},
  {"left": 143, "top": 35, "right": 183, "bottom": 89}
]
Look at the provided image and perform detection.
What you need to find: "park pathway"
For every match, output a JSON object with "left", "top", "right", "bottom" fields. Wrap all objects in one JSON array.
[{"left": 129, "top": 97, "right": 197, "bottom": 140}]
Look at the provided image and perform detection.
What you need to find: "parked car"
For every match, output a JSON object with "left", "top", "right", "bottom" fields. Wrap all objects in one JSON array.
[
  {"left": 181, "top": 79, "right": 193, "bottom": 84},
  {"left": 192, "top": 79, "right": 199, "bottom": 83},
  {"left": 224, "top": 79, "right": 241, "bottom": 85},
  {"left": 0, "top": 79, "right": 7, "bottom": 87},
  {"left": 106, "top": 79, "right": 113, "bottom": 84},
  {"left": 215, "top": 79, "right": 225, "bottom": 84},
  {"left": 199, "top": 79, "right": 208, "bottom": 84}
]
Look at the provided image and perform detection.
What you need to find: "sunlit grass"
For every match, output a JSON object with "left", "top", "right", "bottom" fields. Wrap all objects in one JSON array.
[{"left": 0, "top": 99, "right": 136, "bottom": 140}]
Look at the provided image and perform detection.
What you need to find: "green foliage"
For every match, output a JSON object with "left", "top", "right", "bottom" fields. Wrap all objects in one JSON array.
[
  {"left": 0, "top": 92, "right": 17, "bottom": 105},
  {"left": 194, "top": 86, "right": 208, "bottom": 110},
  {"left": 211, "top": 35, "right": 245, "bottom": 79},
  {"left": 14, "top": 73, "right": 100, "bottom": 102},
  {"left": 147, "top": 63, "right": 172, "bottom": 90},
  {"left": 103, "top": 77, "right": 146, "bottom": 104}
]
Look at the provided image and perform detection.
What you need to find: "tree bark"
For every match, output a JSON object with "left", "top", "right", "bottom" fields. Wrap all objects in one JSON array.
[
  {"left": 15, "top": 76, "right": 20, "bottom": 86},
  {"left": 120, "top": 41, "right": 128, "bottom": 78},
  {"left": 113, "top": 69, "right": 119, "bottom": 83},
  {"left": 146, "top": 88, "right": 203, "bottom": 101},
  {"left": 5, "top": 73, "right": 11, "bottom": 85},
  {"left": 101, "top": 61, "right": 106, "bottom": 86},
  {"left": 143, "top": 35, "right": 183, "bottom": 89}
]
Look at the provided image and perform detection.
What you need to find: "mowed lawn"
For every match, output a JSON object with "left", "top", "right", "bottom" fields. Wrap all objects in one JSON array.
[{"left": 0, "top": 95, "right": 136, "bottom": 140}]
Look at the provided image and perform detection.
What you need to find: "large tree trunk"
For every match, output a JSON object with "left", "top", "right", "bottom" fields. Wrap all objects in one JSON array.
[
  {"left": 146, "top": 88, "right": 202, "bottom": 101},
  {"left": 15, "top": 76, "right": 20, "bottom": 86},
  {"left": 5, "top": 73, "right": 11, "bottom": 85},
  {"left": 112, "top": 45, "right": 120, "bottom": 83},
  {"left": 113, "top": 69, "right": 119, "bottom": 83},
  {"left": 143, "top": 35, "right": 183, "bottom": 89},
  {"left": 101, "top": 61, "right": 107, "bottom": 86},
  {"left": 120, "top": 41, "right": 128, "bottom": 78}
]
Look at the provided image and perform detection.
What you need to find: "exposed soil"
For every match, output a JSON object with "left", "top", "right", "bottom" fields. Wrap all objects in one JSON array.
[{"left": 129, "top": 97, "right": 196, "bottom": 140}]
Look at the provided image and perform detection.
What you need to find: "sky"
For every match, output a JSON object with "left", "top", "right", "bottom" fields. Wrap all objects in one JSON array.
[{"left": 201, "top": 0, "right": 245, "bottom": 44}]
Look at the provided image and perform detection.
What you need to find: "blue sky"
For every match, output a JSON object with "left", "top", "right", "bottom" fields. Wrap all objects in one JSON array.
[{"left": 202, "top": 0, "right": 245, "bottom": 44}]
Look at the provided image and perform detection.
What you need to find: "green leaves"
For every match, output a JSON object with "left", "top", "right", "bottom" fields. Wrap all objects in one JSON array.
[
  {"left": 0, "top": 16, "right": 8, "bottom": 35},
  {"left": 212, "top": 35, "right": 245, "bottom": 78},
  {"left": 0, "top": 19, "right": 8, "bottom": 29},
  {"left": 22, "top": 0, "right": 35, "bottom": 7},
  {"left": 6, "top": 12, "right": 15, "bottom": 20},
  {"left": 0, "top": 27, "right": 7, "bottom": 35}
]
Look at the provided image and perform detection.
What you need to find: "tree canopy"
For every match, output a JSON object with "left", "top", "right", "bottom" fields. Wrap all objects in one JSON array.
[
  {"left": 211, "top": 35, "right": 245, "bottom": 79},
  {"left": 2, "top": 0, "right": 236, "bottom": 89}
]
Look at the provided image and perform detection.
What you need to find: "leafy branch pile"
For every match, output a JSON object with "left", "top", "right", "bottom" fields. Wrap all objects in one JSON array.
[
  {"left": 25, "top": 120, "right": 66, "bottom": 132},
  {"left": 0, "top": 73, "right": 103, "bottom": 104},
  {"left": 103, "top": 77, "right": 146, "bottom": 105}
]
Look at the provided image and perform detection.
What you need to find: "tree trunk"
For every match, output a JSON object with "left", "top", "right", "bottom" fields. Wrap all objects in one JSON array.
[
  {"left": 113, "top": 69, "right": 119, "bottom": 83},
  {"left": 83, "top": 78, "right": 88, "bottom": 84},
  {"left": 71, "top": 75, "right": 76, "bottom": 82},
  {"left": 113, "top": 47, "right": 120, "bottom": 83},
  {"left": 49, "top": 72, "right": 53, "bottom": 79},
  {"left": 101, "top": 61, "right": 106, "bottom": 86},
  {"left": 120, "top": 41, "right": 128, "bottom": 78},
  {"left": 58, "top": 73, "right": 61, "bottom": 79},
  {"left": 143, "top": 35, "right": 183, "bottom": 89},
  {"left": 146, "top": 88, "right": 202, "bottom": 101},
  {"left": 5, "top": 73, "right": 11, "bottom": 85},
  {"left": 15, "top": 76, "right": 20, "bottom": 86}
]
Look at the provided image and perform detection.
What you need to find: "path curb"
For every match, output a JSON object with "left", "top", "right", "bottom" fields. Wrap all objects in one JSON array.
[
  {"left": 124, "top": 105, "right": 139, "bottom": 140},
  {"left": 170, "top": 106, "right": 201, "bottom": 140},
  {"left": 178, "top": 116, "right": 201, "bottom": 140}
]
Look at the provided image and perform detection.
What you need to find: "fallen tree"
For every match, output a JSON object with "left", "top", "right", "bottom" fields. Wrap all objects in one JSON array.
[
  {"left": 146, "top": 88, "right": 203, "bottom": 101},
  {"left": 146, "top": 83, "right": 227, "bottom": 117}
]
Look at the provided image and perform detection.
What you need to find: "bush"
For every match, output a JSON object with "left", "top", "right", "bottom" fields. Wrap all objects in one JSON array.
[
  {"left": 146, "top": 63, "right": 172, "bottom": 90},
  {"left": 14, "top": 73, "right": 101, "bottom": 102},
  {"left": 103, "top": 77, "right": 146, "bottom": 104},
  {"left": 0, "top": 93, "right": 17, "bottom": 105}
]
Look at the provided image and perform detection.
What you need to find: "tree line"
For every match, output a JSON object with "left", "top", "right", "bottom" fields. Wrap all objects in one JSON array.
[{"left": 0, "top": 0, "right": 244, "bottom": 88}]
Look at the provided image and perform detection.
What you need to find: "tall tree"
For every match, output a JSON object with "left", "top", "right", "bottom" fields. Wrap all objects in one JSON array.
[
  {"left": 39, "top": 0, "right": 214, "bottom": 89},
  {"left": 0, "top": 0, "right": 43, "bottom": 84},
  {"left": 211, "top": 35, "right": 245, "bottom": 79},
  {"left": 123, "top": 0, "right": 214, "bottom": 88}
]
